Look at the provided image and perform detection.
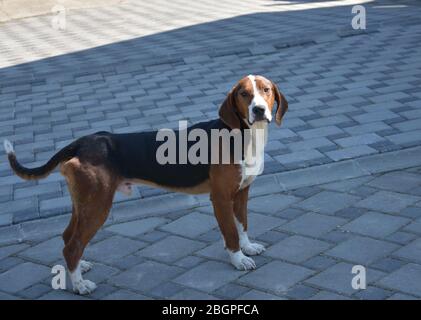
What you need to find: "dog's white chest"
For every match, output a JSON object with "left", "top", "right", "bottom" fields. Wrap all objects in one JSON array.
[{"left": 239, "top": 123, "right": 267, "bottom": 190}]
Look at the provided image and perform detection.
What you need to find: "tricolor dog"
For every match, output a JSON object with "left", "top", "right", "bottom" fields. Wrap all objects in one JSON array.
[{"left": 4, "top": 75, "right": 288, "bottom": 295}]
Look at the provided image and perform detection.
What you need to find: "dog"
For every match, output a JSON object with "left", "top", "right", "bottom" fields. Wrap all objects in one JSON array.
[{"left": 3, "top": 75, "right": 288, "bottom": 295}]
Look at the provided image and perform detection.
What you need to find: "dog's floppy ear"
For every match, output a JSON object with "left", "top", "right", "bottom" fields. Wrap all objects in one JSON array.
[
  {"left": 219, "top": 85, "right": 241, "bottom": 129},
  {"left": 272, "top": 81, "right": 289, "bottom": 126}
]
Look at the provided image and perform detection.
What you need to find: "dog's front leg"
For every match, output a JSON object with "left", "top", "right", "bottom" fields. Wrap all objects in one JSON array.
[
  {"left": 211, "top": 194, "right": 256, "bottom": 271},
  {"left": 233, "top": 186, "right": 265, "bottom": 256}
]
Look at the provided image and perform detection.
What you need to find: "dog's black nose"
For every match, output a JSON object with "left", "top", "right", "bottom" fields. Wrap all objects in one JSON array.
[{"left": 252, "top": 106, "right": 265, "bottom": 116}]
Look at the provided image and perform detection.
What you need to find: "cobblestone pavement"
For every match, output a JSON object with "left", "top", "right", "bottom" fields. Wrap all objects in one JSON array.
[
  {"left": 1, "top": 153, "right": 421, "bottom": 300},
  {"left": 1, "top": 0, "right": 421, "bottom": 299}
]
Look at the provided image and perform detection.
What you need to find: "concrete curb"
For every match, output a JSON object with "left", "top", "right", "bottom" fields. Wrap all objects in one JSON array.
[{"left": 1, "top": 145, "right": 421, "bottom": 245}]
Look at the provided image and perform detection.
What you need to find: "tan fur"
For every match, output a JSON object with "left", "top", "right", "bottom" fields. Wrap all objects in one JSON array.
[{"left": 60, "top": 158, "right": 118, "bottom": 271}]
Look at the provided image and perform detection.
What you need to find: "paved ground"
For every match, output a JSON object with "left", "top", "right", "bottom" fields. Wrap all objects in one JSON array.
[{"left": 0, "top": 0, "right": 421, "bottom": 299}]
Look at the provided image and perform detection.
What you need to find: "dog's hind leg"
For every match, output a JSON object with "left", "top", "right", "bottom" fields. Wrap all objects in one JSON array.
[{"left": 61, "top": 158, "right": 117, "bottom": 295}]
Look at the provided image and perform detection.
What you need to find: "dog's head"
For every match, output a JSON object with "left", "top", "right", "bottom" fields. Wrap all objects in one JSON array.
[{"left": 219, "top": 75, "right": 288, "bottom": 129}]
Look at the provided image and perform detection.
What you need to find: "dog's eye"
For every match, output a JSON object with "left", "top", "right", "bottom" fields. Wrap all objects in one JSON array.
[
  {"left": 264, "top": 88, "right": 270, "bottom": 93},
  {"left": 240, "top": 92, "right": 249, "bottom": 97}
]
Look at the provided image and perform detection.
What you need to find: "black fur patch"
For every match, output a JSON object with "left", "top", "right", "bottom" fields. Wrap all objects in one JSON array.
[{"left": 76, "top": 119, "right": 241, "bottom": 188}]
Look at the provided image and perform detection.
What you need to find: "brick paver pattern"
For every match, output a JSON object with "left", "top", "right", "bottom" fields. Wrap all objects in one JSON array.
[{"left": 0, "top": 0, "right": 421, "bottom": 300}]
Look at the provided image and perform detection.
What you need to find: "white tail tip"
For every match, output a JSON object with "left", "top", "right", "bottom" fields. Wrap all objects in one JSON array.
[{"left": 3, "top": 140, "right": 14, "bottom": 154}]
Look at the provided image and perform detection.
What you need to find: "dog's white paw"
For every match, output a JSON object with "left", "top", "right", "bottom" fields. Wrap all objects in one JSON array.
[
  {"left": 79, "top": 260, "right": 93, "bottom": 273},
  {"left": 229, "top": 250, "right": 256, "bottom": 271},
  {"left": 242, "top": 242, "right": 266, "bottom": 256},
  {"left": 72, "top": 279, "right": 97, "bottom": 295}
]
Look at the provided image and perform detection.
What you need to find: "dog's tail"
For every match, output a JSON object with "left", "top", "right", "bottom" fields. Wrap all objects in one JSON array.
[{"left": 3, "top": 139, "right": 78, "bottom": 180}]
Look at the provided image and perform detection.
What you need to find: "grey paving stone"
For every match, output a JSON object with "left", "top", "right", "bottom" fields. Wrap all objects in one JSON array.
[
  {"left": 19, "top": 214, "right": 70, "bottom": 242},
  {"left": 302, "top": 255, "right": 337, "bottom": 270},
  {"left": 356, "top": 191, "right": 420, "bottom": 214},
  {"left": 298, "top": 126, "right": 343, "bottom": 139},
  {"left": 18, "top": 236, "right": 63, "bottom": 264},
  {"left": 0, "top": 214, "right": 13, "bottom": 227},
  {"left": 105, "top": 217, "right": 169, "bottom": 237},
  {"left": 174, "top": 255, "right": 205, "bottom": 269},
  {"left": 245, "top": 213, "right": 287, "bottom": 237},
  {"left": 353, "top": 286, "right": 393, "bottom": 300},
  {"left": 174, "top": 261, "right": 245, "bottom": 292},
  {"left": 387, "top": 130, "right": 421, "bottom": 145},
  {"left": 0, "top": 198, "right": 38, "bottom": 216},
  {"left": 249, "top": 175, "right": 283, "bottom": 197},
  {"left": 0, "top": 292, "right": 20, "bottom": 300},
  {"left": 14, "top": 182, "right": 61, "bottom": 200},
  {"left": 335, "top": 133, "right": 384, "bottom": 148},
  {"left": 39, "top": 196, "right": 72, "bottom": 217},
  {"left": 0, "top": 243, "right": 29, "bottom": 260},
  {"left": 137, "top": 230, "right": 169, "bottom": 242},
  {"left": 0, "top": 256, "right": 25, "bottom": 273},
  {"left": 89, "top": 283, "right": 119, "bottom": 300},
  {"left": 18, "top": 283, "right": 53, "bottom": 299},
  {"left": 237, "top": 289, "right": 284, "bottom": 300},
  {"left": 334, "top": 207, "right": 367, "bottom": 219},
  {"left": 256, "top": 230, "right": 289, "bottom": 244},
  {"left": 278, "top": 212, "right": 346, "bottom": 237},
  {"left": 378, "top": 263, "right": 421, "bottom": 297},
  {"left": 111, "top": 254, "right": 146, "bottom": 271},
  {"left": 276, "top": 207, "right": 307, "bottom": 220},
  {"left": 196, "top": 241, "right": 230, "bottom": 262},
  {"left": 393, "top": 238, "right": 421, "bottom": 264},
  {"left": 290, "top": 186, "right": 322, "bottom": 198},
  {"left": 356, "top": 146, "right": 421, "bottom": 175},
  {"left": 82, "top": 263, "right": 120, "bottom": 284},
  {"left": 348, "top": 185, "right": 378, "bottom": 197},
  {"left": 286, "top": 284, "right": 319, "bottom": 299},
  {"left": 370, "top": 257, "right": 407, "bottom": 273},
  {"left": 388, "top": 293, "right": 418, "bottom": 300},
  {"left": 403, "top": 218, "right": 421, "bottom": 235},
  {"left": 39, "top": 290, "right": 91, "bottom": 300},
  {"left": 386, "top": 231, "right": 417, "bottom": 245},
  {"left": 326, "top": 145, "right": 377, "bottom": 161},
  {"left": 0, "top": 262, "right": 50, "bottom": 293},
  {"left": 287, "top": 137, "right": 334, "bottom": 152},
  {"left": 109, "top": 261, "right": 183, "bottom": 292},
  {"left": 265, "top": 235, "right": 331, "bottom": 263},
  {"left": 103, "top": 289, "right": 151, "bottom": 300},
  {"left": 341, "top": 212, "right": 410, "bottom": 238},
  {"left": 310, "top": 291, "right": 351, "bottom": 300},
  {"left": 320, "top": 176, "right": 373, "bottom": 192},
  {"left": 248, "top": 194, "right": 300, "bottom": 214},
  {"left": 305, "top": 262, "right": 385, "bottom": 295},
  {"left": 326, "top": 236, "right": 399, "bottom": 264},
  {"left": 353, "top": 110, "right": 398, "bottom": 124},
  {"left": 150, "top": 281, "right": 186, "bottom": 299},
  {"left": 85, "top": 236, "right": 147, "bottom": 264},
  {"left": 214, "top": 283, "right": 250, "bottom": 299},
  {"left": 295, "top": 191, "right": 360, "bottom": 215},
  {"left": 171, "top": 288, "right": 218, "bottom": 300},
  {"left": 112, "top": 194, "right": 198, "bottom": 222},
  {"left": 367, "top": 171, "right": 421, "bottom": 193},
  {"left": 238, "top": 261, "right": 314, "bottom": 295},
  {"left": 275, "top": 149, "right": 325, "bottom": 164},
  {"left": 137, "top": 235, "right": 205, "bottom": 263},
  {"left": 161, "top": 212, "right": 217, "bottom": 238}
]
